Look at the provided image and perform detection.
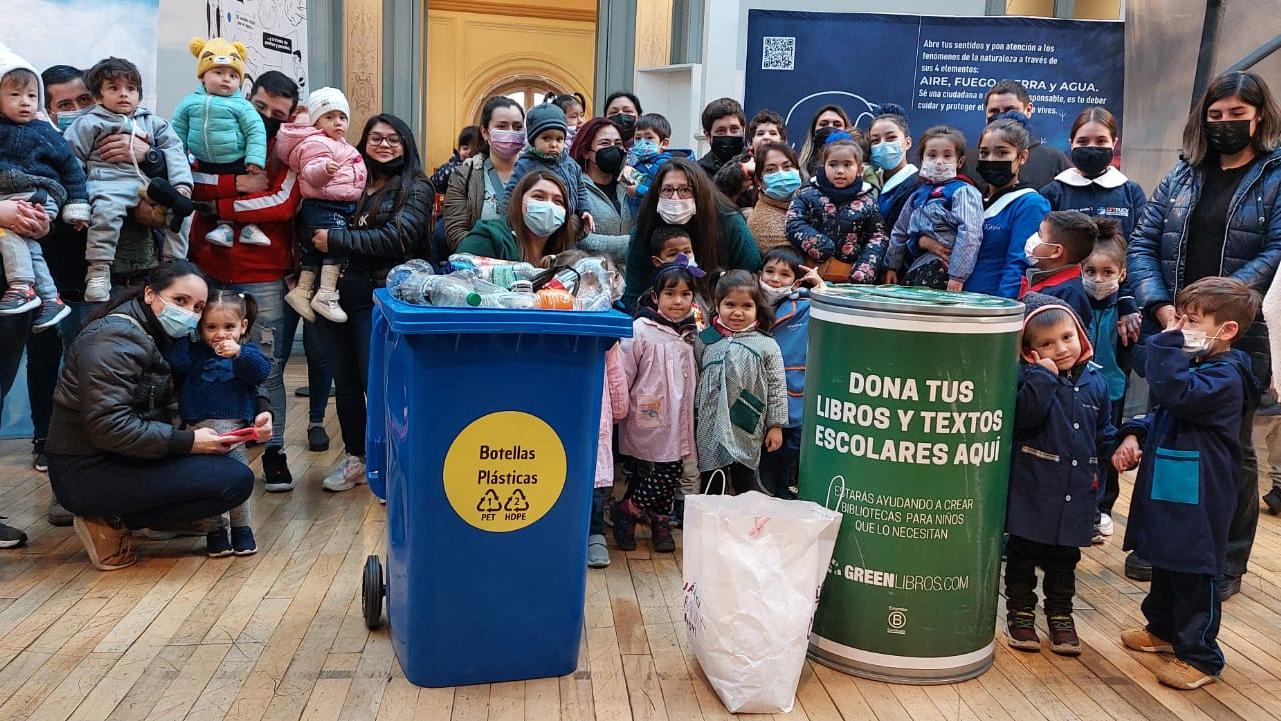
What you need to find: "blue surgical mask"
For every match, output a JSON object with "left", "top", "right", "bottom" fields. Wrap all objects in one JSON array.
[
  {"left": 630, "top": 139, "right": 659, "bottom": 160},
  {"left": 55, "top": 106, "right": 91, "bottom": 132},
  {"left": 523, "top": 199, "right": 566, "bottom": 237},
  {"left": 156, "top": 297, "right": 201, "bottom": 338},
  {"left": 870, "top": 141, "right": 905, "bottom": 171},
  {"left": 762, "top": 169, "right": 802, "bottom": 200}
]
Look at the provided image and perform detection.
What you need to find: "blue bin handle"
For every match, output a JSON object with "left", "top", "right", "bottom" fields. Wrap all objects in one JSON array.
[{"left": 365, "top": 303, "right": 389, "bottom": 500}]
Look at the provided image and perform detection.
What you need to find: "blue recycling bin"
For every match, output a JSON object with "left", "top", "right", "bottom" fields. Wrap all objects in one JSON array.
[{"left": 364, "top": 288, "right": 632, "bottom": 688}]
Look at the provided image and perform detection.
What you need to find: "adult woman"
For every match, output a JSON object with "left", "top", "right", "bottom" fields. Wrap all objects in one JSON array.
[
  {"left": 748, "top": 141, "right": 805, "bottom": 254},
  {"left": 457, "top": 171, "right": 577, "bottom": 263},
  {"left": 45, "top": 261, "right": 265, "bottom": 570},
  {"left": 602, "top": 91, "right": 642, "bottom": 145},
  {"left": 800, "top": 104, "right": 851, "bottom": 175},
  {"left": 867, "top": 105, "right": 921, "bottom": 232},
  {"left": 1129, "top": 71, "right": 1281, "bottom": 596},
  {"left": 311, "top": 114, "right": 432, "bottom": 493},
  {"left": 443, "top": 97, "right": 526, "bottom": 250},
  {"left": 570, "top": 117, "right": 631, "bottom": 261},
  {"left": 622, "top": 157, "right": 762, "bottom": 310}
]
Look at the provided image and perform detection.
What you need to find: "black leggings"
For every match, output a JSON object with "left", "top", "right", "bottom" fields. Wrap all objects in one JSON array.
[{"left": 48, "top": 452, "right": 253, "bottom": 530}]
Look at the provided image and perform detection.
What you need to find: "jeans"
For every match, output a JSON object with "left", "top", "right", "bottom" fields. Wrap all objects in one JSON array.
[
  {"left": 759, "top": 426, "right": 801, "bottom": 499},
  {"left": 314, "top": 307, "right": 372, "bottom": 456},
  {"left": 590, "top": 487, "right": 608, "bottom": 536},
  {"left": 1144, "top": 568, "right": 1223, "bottom": 676},
  {"left": 1004, "top": 534, "right": 1081, "bottom": 616},
  {"left": 1224, "top": 402, "right": 1258, "bottom": 579},
  {"left": 216, "top": 280, "right": 288, "bottom": 450},
  {"left": 191, "top": 419, "right": 251, "bottom": 527},
  {"left": 297, "top": 199, "right": 353, "bottom": 268},
  {"left": 280, "top": 302, "right": 333, "bottom": 425}
]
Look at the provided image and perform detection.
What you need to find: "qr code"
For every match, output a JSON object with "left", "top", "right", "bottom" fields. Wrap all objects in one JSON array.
[{"left": 762, "top": 36, "right": 795, "bottom": 71}]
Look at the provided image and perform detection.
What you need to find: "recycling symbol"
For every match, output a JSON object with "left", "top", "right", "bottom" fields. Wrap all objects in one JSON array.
[
  {"left": 476, "top": 489, "right": 502, "bottom": 512},
  {"left": 504, "top": 489, "right": 530, "bottom": 512}
]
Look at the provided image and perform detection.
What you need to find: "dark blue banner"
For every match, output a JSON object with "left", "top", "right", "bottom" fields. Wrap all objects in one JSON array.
[{"left": 745, "top": 11, "right": 1125, "bottom": 155}]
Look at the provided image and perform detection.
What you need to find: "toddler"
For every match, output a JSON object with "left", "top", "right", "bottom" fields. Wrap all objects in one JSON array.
[
  {"left": 1006, "top": 293, "right": 1117, "bottom": 657},
  {"left": 167, "top": 290, "right": 271, "bottom": 558},
  {"left": 1020, "top": 210, "right": 1101, "bottom": 327},
  {"left": 1113, "top": 277, "right": 1260, "bottom": 690},
  {"left": 172, "top": 37, "right": 269, "bottom": 248},
  {"left": 503, "top": 103, "right": 593, "bottom": 231},
  {"left": 883, "top": 126, "right": 984, "bottom": 291},
  {"left": 623, "top": 113, "right": 674, "bottom": 208},
  {"left": 64, "top": 57, "right": 194, "bottom": 302},
  {"left": 694, "top": 270, "right": 787, "bottom": 495},
  {"left": 276, "top": 87, "right": 367, "bottom": 325},
  {"left": 0, "top": 50, "right": 87, "bottom": 327},
  {"left": 785, "top": 134, "right": 887, "bottom": 283},
  {"left": 552, "top": 93, "right": 586, "bottom": 147},
  {"left": 615, "top": 261, "right": 700, "bottom": 553}
]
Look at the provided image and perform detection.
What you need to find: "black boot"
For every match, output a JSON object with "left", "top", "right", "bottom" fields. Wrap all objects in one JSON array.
[{"left": 143, "top": 178, "right": 195, "bottom": 232}]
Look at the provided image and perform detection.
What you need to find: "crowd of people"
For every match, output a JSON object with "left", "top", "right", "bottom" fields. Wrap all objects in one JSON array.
[{"left": 0, "top": 35, "right": 1278, "bottom": 693}]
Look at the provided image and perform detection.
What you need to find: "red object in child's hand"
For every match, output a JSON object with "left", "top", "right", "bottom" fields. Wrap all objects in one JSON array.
[{"left": 220, "top": 427, "right": 259, "bottom": 445}]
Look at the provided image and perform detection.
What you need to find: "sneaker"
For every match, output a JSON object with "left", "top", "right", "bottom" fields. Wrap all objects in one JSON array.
[
  {"left": 1124, "top": 552, "right": 1152, "bottom": 582},
  {"left": 72, "top": 516, "right": 135, "bottom": 570},
  {"left": 1047, "top": 615, "right": 1082, "bottom": 656},
  {"left": 307, "top": 424, "right": 330, "bottom": 452},
  {"left": 231, "top": 526, "right": 257, "bottom": 556},
  {"left": 310, "top": 291, "right": 348, "bottom": 323},
  {"left": 32, "top": 438, "right": 47, "bottom": 472},
  {"left": 262, "top": 448, "right": 294, "bottom": 493},
  {"left": 1005, "top": 610, "right": 1040, "bottom": 651},
  {"left": 323, "top": 454, "right": 367, "bottom": 492},
  {"left": 1091, "top": 527, "right": 1106, "bottom": 545},
  {"left": 1156, "top": 659, "right": 1218, "bottom": 690},
  {"left": 1120, "top": 628, "right": 1174, "bottom": 654},
  {"left": 46, "top": 499, "right": 72, "bottom": 527},
  {"left": 205, "top": 224, "right": 235, "bottom": 247},
  {"left": 31, "top": 297, "right": 70, "bottom": 331},
  {"left": 283, "top": 283, "right": 316, "bottom": 323},
  {"left": 206, "top": 528, "right": 233, "bottom": 558},
  {"left": 1263, "top": 488, "right": 1281, "bottom": 515},
  {"left": 83, "top": 266, "right": 112, "bottom": 303},
  {"left": 651, "top": 517, "right": 676, "bottom": 553},
  {"left": 1098, "top": 512, "right": 1115, "bottom": 536},
  {"left": 0, "top": 283, "right": 39, "bottom": 315},
  {"left": 1216, "top": 576, "right": 1241, "bottom": 602},
  {"left": 239, "top": 224, "right": 271, "bottom": 246},
  {"left": 612, "top": 500, "right": 638, "bottom": 552},
  {"left": 587, "top": 534, "right": 610, "bottom": 568},
  {"left": 0, "top": 518, "right": 28, "bottom": 548}
]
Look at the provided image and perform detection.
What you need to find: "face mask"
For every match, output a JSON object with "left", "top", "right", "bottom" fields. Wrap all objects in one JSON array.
[
  {"left": 1070, "top": 146, "right": 1114, "bottom": 178},
  {"left": 759, "top": 279, "right": 790, "bottom": 304},
  {"left": 593, "top": 145, "right": 626, "bottom": 177},
  {"left": 977, "top": 159, "right": 1016, "bottom": 187},
  {"left": 1024, "top": 233, "right": 1061, "bottom": 264},
  {"left": 523, "top": 199, "right": 566, "bottom": 236},
  {"left": 55, "top": 106, "right": 91, "bottom": 132},
  {"left": 156, "top": 297, "right": 201, "bottom": 338},
  {"left": 1081, "top": 277, "right": 1119, "bottom": 300},
  {"left": 261, "top": 115, "right": 283, "bottom": 139},
  {"left": 608, "top": 113, "right": 637, "bottom": 139},
  {"left": 919, "top": 159, "right": 957, "bottom": 183},
  {"left": 711, "top": 135, "right": 744, "bottom": 161},
  {"left": 762, "top": 169, "right": 802, "bottom": 200},
  {"left": 657, "top": 197, "right": 696, "bottom": 225},
  {"left": 488, "top": 129, "right": 525, "bottom": 159},
  {"left": 366, "top": 156, "right": 405, "bottom": 176},
  {"left": 630, "top": 138, "right": 659, "bottom": 158},
  {"left": 1179, "top": 325, "right": 1226, "bottom": 358},
  {"left": 1206, "top": 119, "right": 1254, "bottom": 155},
  {"left": 870, "top": 141, "right": 905, "bottom": 171},
  {"left": 565, "top": 125, "right": 579, "bottom": 147}
]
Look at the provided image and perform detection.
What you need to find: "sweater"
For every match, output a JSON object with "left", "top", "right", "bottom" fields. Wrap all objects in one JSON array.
[
  {"left": 785, "top": 179, "right": 887, "bottom": 282},
  {"left": 0, "top": 116, "right": 88, "bottom": 219},
  {"left": 747, "top": 194, "right": 790, "bottom": 254},
  {"left": 456, "top": 217, "right": 523, "bottom": 261},
  {"left": 171, "top": 86, "right": 268, "bottom": 167},
  {"left": 965, "top": 185, "right": 1050, "bottom": 299},
  {"left": 579, "top": 175, "right": 632, "bottom": 262},
  {"left": 168, "top": 338, "right": 271, "bottom": 424},
  {"left": 64, "top": 105, "right": 193, "bottom": 189},
  {"left": 1039, "top": 167, "right": 1147, "bottom": 240},
  {"left": 621, "top": 211, "right": 761, "bottom": 312},
  {"left": 274, "top": 123, "right": 367, "bottom": 202},
  {"left": 502, "top": 147, "right": 591, "bottom": 215},
  {"left": 694, "top": 325, "right": 787, "bottom": 471}
]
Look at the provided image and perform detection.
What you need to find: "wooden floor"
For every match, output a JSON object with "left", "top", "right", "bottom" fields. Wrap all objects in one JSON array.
[{"left": 3, "top": 361, "right": 1281, "bottom": 721}]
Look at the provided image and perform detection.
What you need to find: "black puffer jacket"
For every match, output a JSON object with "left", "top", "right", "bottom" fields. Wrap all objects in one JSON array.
[
  {"left": 46, "top": 297, "right": 193, "bottom": 459},
  {"left": 1128, "top": 148, "right": 1281, "bottom": 361},
  {"left": 328, "top": 174, "right": 433, "bottom": 312}
]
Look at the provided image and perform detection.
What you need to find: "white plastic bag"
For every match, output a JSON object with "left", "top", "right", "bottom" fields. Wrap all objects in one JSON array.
[{"left": 682, "top": 487, "right": 842, "bottom": 713}]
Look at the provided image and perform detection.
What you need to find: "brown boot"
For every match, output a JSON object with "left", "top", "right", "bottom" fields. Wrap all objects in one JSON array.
[
  {"left": 1156, "top": 659, "right": 1218, "bottom": 690},
  {"left": 1121, "top": 628, "right": 1174, "bottom": 654},
  {"left": 73, "top": 516, "right": 136, "bottom": 571}
]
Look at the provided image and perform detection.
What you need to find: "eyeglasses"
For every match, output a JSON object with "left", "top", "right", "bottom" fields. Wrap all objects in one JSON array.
[
  {"left": 368, "top": 134, "right": 403, "bottom": 148},
  {"left": 658, "top": 186, "right": 694, "bottom": 199}
]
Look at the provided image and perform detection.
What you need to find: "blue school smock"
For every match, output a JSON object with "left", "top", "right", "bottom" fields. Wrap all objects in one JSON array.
[
  {"left": 771, "top": 289, "right": 812, "bottom": 428},
  {"left": 1040, "top": 167, "right": 1148, "bottom": 240},
  {"left": 1121, "top": 332, "right": 1259, "bottom": 576},
  {"left": 965, "top": 185, "right": 1050, "bottom": 299},
  {"left": 876, "top": 164, "right": 921, "bottom": 230}
]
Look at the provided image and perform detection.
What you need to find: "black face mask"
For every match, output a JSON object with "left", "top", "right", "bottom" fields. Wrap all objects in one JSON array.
[
  {"left": 367, "top": 156, "right": 405, "bottom": 176},
  {"left": 1206, "top": 119, "right": 1254, "bottom": 156},
  {"left": 711, "top": 134, "right": 744, "bottom": 161},
  {"left": 976, "top": 159, "right": 1016, "bottom": 188},
  {"left": 261, "top": 115, "right": 282, "bottom": 139},
  {"left": 813, "top": 126, "right": 838, "bottom": 147},
  {"left": 608, "top": 113, "right": 637, "bottom": 140},
  {"left": 1070, "top": 146, "right": 1114, "bottom": 178},
  {"left": 593, "top": 145, "right": 626, "bottom": 177}
]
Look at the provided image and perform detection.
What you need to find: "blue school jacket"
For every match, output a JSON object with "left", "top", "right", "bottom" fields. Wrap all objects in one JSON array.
[
  {"left": 965, "top": 185, "right": 1050, "bottom": 299},
  {"left": 1039, "top": 167, "right": 1148, "bottom": 240},
  {"left": 1087, "top": 291, "right": 1135, "bottom": 402},
  {"left": 1009, "top": 361, "right": 1118, "bottom": 547},
  {"left": 771, "top": 289, "right": 812, "bottom": 428},
  {"left": 1121, "top": 332, "right": 1258, "bottom": 576}
]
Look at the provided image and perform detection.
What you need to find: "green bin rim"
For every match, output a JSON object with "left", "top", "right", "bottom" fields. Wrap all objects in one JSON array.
[
  {"left": 373, "top": 288, "right": 634, "bottom": 338},
  {"left": 812, "top": 285, "right": 1025, "bottom": 318}
]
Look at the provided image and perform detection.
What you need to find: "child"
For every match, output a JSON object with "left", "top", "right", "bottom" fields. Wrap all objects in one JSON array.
[
  {"left": 172, "top": 37, "right": 269, "bottom": 248},
  {"left": 756, "top": 246, "right": 823, "bottom": 499},
  {"left": 883, "top": 126, "right": 983, "bottom": 290},
  {"left": 645, "top": 224, "right": 709, "bottom": 329},
  {"left": 430, "top": 125, "right": 479, "bottom": 200},
  {"left": 623, "top": 113, "right": 673, "bottom": 210},
  {"left": 552, "top": 93, "right": 587, "bottom": 146},
  {"left": 1113, "top": 277, "right": 1261, "bottom": 690},
  {"left": 64, "top": 57, "right": 194, "bottom": 302},
  {"left": 746, "top": 109, "right": 787, "bottom": 154},
  {"left": 0, "top": 49, "right": 88, "bottom": 326},
  {"left": 615, "top": 261, "right": 700, "bottom": 553},
  {"left": 276, "top": 87, "right": 367, "bottom": 324},
  {"left": 695, "top": 270, "right": 787, "bottom": 495},
  {"left": 1040, "top": 107, "right": 1147, "bottom": 240},
  {"left": 166, "top": 290, "right": 272, "bottom": 558},
  {"left": 1081, "top": 232, "right": 1136, "bottom": 541},
  {"left": 1006, "top": 293, "right": 1117, "bottom": 656},
  {"left": 785, "top": 134, "right": 888, "bottom": 283},
  {"left": 1019, "top": 210, "right": 1100, "bottom": 326},
  {"left": 503, "top": 103, "right": 593, "bottom": 231}
]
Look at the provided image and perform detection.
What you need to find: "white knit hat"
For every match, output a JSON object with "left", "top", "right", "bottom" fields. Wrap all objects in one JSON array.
[{"left": 307, "top": 87, "right": 350, "bottom": 121}]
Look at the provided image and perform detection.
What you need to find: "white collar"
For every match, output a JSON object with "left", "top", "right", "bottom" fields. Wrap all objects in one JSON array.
[
  {"left": 1054, "top": 166, "right": 1128, "bottom": 189},
  {"left": 881, "top": 164, "right": 918, "bottom": 194},
  {"left": 984, "top": 187, "right": 1038, "bottom": 218}
]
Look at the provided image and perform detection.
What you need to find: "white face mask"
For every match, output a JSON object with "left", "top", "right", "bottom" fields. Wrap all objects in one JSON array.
[
  {"left": 758, "top": 279, "right": 790, "bottom": 305},
  {"left": 1081, "top": 277, "right": 1119, "bottom": 300},
  {"left": 919, "top": 159, "right": 957, "bottom": 183},
  {"left": 657, "top": 197, "right": 696, "bottom": 225},
  {"left": 1180, "top": 325, "right": 1226, "bottom": 358},
  {"left": 1024, "top": 233, "right": 1061, "bottom": 264}
]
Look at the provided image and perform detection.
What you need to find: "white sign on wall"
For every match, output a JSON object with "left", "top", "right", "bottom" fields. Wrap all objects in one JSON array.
[{"left": 205, "top": 0, "right": 308, "bottom": 94}]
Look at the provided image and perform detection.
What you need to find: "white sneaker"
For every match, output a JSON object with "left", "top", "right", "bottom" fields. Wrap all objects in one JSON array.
[
  {"left": 323, "top": 454, "right": 366, "bottom": 492},
  {"left": 83, "top": 265, "right": 112, "bottom": 303},
  {"left": 311, "top": 290, "right": 348, "bottom": 323},
  {"left": 240, "top": 223, "right": 271, "bottom": 246},
  {"left": 1098, "top": 512, "right": 1115, "bottom": 537},
  {"left": 205, "top": 224, "right": 235, "bottom": 247}
]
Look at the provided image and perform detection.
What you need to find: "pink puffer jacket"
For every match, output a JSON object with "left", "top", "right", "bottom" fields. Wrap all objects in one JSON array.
[{"left": 275, "top": 123, "right": 367, "bottom": 202}]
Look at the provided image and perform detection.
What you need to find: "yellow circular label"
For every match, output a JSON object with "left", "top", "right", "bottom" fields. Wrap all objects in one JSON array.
[{"left": 443, "top": 411, "right": 567, "bottom": 532}]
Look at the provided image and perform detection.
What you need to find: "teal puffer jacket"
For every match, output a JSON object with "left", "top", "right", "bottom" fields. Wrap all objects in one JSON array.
[{"left": 171, "top": 86, "right": 267, "bottom": 167}]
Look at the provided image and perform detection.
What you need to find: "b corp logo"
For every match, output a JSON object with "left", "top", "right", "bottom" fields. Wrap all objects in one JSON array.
[{"left": 887, "top": 608, "right": 907, "bottom": 630}]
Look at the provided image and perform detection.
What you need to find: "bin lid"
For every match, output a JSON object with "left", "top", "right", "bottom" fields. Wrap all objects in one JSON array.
[
  {"left": 811, "top": 285, "right": 1024, "bottom": 318},
  {"left": 373, "top": 288, "right": 634, "bottom": 338}
]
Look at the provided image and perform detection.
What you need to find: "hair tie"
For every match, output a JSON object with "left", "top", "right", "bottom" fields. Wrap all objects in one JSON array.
[
  {"left": 825, "top": 130, "right": 853, "bottom": 145},
  {"left": 673, "top": 253, "right": 706, "bottom": 278}
]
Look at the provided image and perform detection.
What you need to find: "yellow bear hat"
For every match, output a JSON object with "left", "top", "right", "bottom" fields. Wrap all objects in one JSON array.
[{"left": 189, "top": 37, "right": 248, "bottom": 79}]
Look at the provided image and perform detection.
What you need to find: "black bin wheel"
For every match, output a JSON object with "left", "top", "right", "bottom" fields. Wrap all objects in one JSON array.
[{"left": 362, "top": 555, "right": 384, "bottom": 629}]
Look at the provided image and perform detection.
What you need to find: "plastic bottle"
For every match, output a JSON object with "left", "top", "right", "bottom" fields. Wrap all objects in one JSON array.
[
  {"left": 422, "top": 275, "right": 475, "bottom": 307},
  {"left": 387, "top": 260, "right": 434, "bottom": 300},
  {"left": 500, "top": 281, "right": 537, "bottom": 309}
]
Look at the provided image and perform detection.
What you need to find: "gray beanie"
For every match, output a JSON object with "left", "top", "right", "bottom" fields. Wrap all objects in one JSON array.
[{"left": 525, "top": 103, "right": 568, "bottom": 145}]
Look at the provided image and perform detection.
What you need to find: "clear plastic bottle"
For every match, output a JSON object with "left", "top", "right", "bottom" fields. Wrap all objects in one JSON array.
[
  {"left": 387, "top": 260, "right": 434, "bottom": 301},
  {"left": 422, "top": 274, "right": 475, "bottom": 307},
  {"left": 500, "top": 280, "right": 537, "bottom": 309}
]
